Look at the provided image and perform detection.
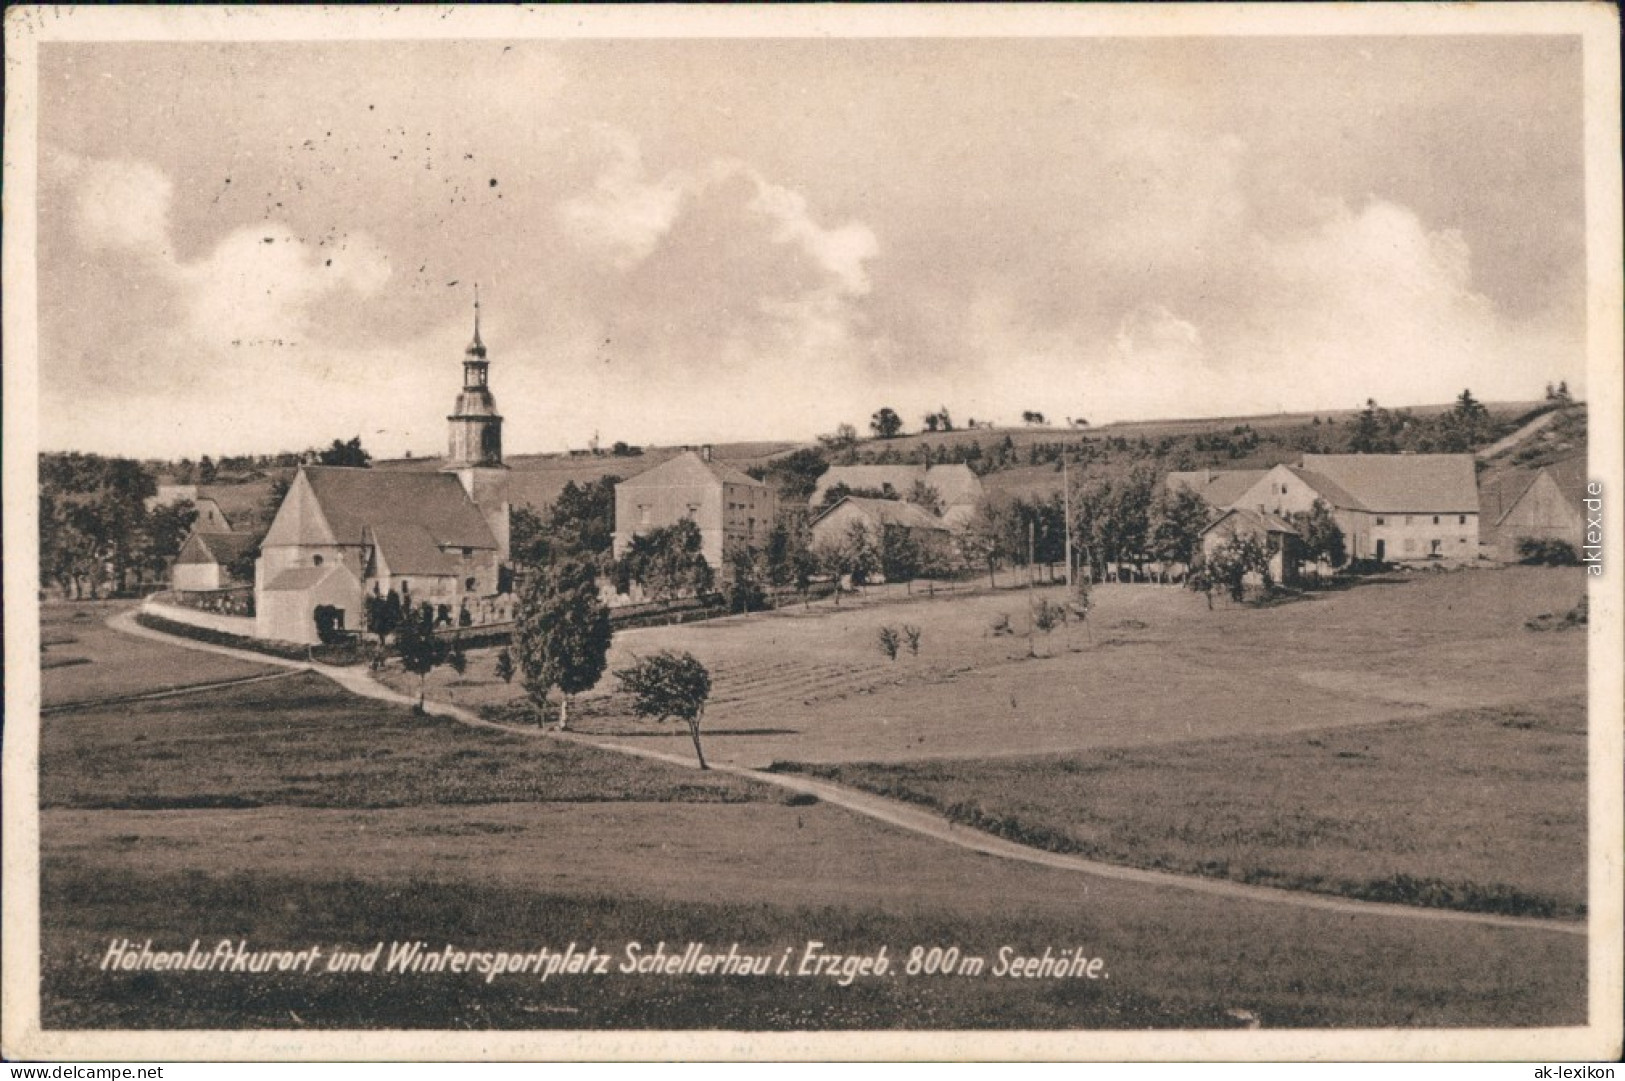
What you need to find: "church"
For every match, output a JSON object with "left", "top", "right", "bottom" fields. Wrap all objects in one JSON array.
[{"left": 253, "top": 300, "right": 518, "bottom": 644}]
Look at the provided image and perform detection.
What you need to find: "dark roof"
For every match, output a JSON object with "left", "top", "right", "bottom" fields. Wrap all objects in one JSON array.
[
  {"left": 815, "top": 496, "right": 950, "bottom": 532},
  {"left": 1202, "top": 507, "right": 1300, "bottom": 537},
  {"left": 175, "top": 531, "right": 259, "bottom": 566},
  {"left": 302, "top": 467, "right": 496, "bottom": 550},
  {"left": 1297, "top": 454, "right": 1478, "bottom": 514},
  {"left": 367, "top": 523, "right": 460, "bottom": 577},
  {"left": 263, "top": 565, "right": 342, "bottom": 593},
  {"left": 618, "top": 451, "right": 766, "bottom": 490},
  {"left": 1165, "top": 469, "right": 1270, "bottom": 509}
]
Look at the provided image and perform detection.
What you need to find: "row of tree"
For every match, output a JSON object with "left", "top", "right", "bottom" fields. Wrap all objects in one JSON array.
[{"left": 40, "top": 454, "right": 192, "bottom": 598}]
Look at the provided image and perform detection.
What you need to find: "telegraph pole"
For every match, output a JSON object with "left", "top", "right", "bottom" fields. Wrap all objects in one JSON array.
[{"left": 1063, "top": 456, "right": 1073, "bottom": 590}]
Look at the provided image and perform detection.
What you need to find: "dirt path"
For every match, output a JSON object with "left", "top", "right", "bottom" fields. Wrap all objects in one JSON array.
[{"left": 105, "top": 610, "right": 1586, "bottom": 938}]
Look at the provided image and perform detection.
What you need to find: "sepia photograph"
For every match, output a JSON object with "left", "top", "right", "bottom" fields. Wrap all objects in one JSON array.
[{"left": 3, "top": 2, "right": 1621, "bottom": 1062}]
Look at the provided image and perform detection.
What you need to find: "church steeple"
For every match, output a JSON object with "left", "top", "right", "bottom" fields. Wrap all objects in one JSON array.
[{"left": 446, "top": 287, "right": 503, "bottom": 468}]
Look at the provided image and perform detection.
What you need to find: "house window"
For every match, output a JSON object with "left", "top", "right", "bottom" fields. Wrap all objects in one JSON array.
[
  {"left": 1375, "top": 516, "right": 1385, "bottom": 526},
  {"left": 465, "top": 577, "right": 476, "bottom": 591},
  {"left": 1458, "top": 515, "right": 1467, "bottom": 525},
  {"left": 1404, "top": 515, "right": 1413, "bottom": 525},
  {"left": 1432, "top": 516, "right": 1440, "bottom": 525},
  {"left": 312, "top": 554, "right": 324, "bottom": 566},
  {"left": 463, "top": 547, "right": 473, "bottom": 558},
  {"left": 638, "top": 504, "right": 651, "bottom": 527}
]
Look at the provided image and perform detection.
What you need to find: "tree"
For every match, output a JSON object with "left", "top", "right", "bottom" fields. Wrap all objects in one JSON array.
[
  {"left": 817, "top": 423, "right": 860, "bottom": 450},
  {"left": 317, "top": 436, "right": 371, "bottom": 468},
  {"left": 823, "top": 520, "right": 880, "bottom": 597},
  {"left": 395, "top": 606, "right": 447, "bottom": 710},
  {"left": 614, "top": 518, "right": 714, "bottom": 603},
  {"left": 907, "top": 480, "right": 944, "bottom": 516},
  {"left": 365, "top": 589, "right": 405, "bottom": 649},
  {"left": 1149, "top": 486, "right": 1210, "bottom": 580},
  {"left": 1290, "top": 499, "right": 1347, "bottom": 572},
  {"left": 878, "top": 524, "right": 923, "bottom": 588},
  {"left": 143, "top": 500, "right": 198, "bottom": 581},
  {"left": 877, "top": 625, "right": 901, "bottom": 661},
  {"left": 758, "top": 448, "right": 829, "bottom": 503},
  {"left": 902, "top": 624, "right": 922, "bottom": 656},
  {"left": 616, "top": 651, "right": 713, "bottom": 769},
  {"left": 494, "top": 646, "right": 516, "bottom": 684},
  {"left": 1069, "top": 573, "right": 1094, "bottom": 641},
  {"left": 447, "top": 635, "right": 469, "bottom": 679},
  {"left": 1206, "top": 535, "right": 1271, "bottom": 603},
  {"left": 1022, "top": 410, "right": 1047, "bottom": 426},
  {"left": 870, "top": 407, "right": 904, "bottom": 440},
  {"left": 723, "top": 541, "right": 769, "bottom": 613},
  {"left": 515, "top": 557, "right": 613, "bottom": 731}
]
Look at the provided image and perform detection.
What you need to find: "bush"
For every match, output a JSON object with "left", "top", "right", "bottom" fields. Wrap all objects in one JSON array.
[{"left": 1516, "top": 537, "right": 1579, "bottom": 566}]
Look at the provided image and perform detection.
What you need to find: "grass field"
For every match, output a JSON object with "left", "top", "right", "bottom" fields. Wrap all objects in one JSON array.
[
  {"left": 394, "top": 566, "right": 1588, "bottom": 769},
  {"left": 35, "top": 566, "right": 1590, "bottom": 1028},
  {"left": 778, "top": 696, "right": 1586, "bottom": 918},
  {"left": 41, "top": 601, "right": 279, "bottom": 708}
]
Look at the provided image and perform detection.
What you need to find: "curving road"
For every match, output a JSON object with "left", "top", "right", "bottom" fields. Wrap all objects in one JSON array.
[{"left": 105, "top": 609, "right": 1587, "bottom": 938}]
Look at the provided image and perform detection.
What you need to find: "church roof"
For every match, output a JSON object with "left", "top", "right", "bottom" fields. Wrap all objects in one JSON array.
[
  {"left": 301, "top": 467, "right": 497, "bottom": 550},
  {"left": 367, "top": 523, "right": 462, "bottom": 577},
  {"left": 263, "top": 565, "right": 344, "bottom": 593}
]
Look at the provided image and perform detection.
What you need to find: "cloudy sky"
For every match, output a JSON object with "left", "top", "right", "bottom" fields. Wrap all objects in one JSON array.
[{"left": 38, "top": 33, "right": 1587, "bottom": 459}]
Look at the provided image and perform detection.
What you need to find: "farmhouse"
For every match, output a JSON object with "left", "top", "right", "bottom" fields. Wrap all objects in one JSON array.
[
  {"left": 1480, "top": 458, "right": 1589, "bottom": 562},
  {"left": 148, "top": 483, "right": 235, "bottom": 534},
  {"left": 171, "top": 531, "right": 260, "bottom": 592},
  {"left": 612, "top": 449, "right": 777, "bottom": 571},
  {"left": 1199, "top": 508, "right": 1303, "bottom": 586},
  {"left": 810, "top": 495, "right": 956, "bottom": 570},
  {"left": 1176, "top": 454, "right": 1480, "bottom": 564},
  {"left": 809, "top": 464, "right": 982, "bottom": 529}
]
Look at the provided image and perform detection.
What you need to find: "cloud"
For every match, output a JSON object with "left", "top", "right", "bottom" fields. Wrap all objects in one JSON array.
[
  {"left": 555, "top": 126, "right": 687, "bottom": 268},
  {"left": 73, "top": 158, "right": 174, "bottom": 256}
]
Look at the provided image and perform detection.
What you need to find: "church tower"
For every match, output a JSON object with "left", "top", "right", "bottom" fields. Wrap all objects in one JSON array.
[
  {"left": 444, "top": 288, "right": 511, "bottom": 561},
  {"left": 447, "top": 288, "right": 504, "bottom": 468}
]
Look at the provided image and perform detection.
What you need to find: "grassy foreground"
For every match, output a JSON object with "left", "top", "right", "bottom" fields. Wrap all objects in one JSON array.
[{"left": 776, "top": 698, "right": 1587, "bottom": 919}]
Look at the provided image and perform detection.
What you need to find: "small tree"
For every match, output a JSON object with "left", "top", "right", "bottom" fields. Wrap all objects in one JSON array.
[
  {"left": 1033, "top": 598, "right": 1064, "bottom": 655},
  {"left": 447, "top": 635, "right": 468, "bottom": 679},
  {"left": 516, "top": 557, "right": 614, "bottom": 730},
  {"left": 1069, "top": 573, "right": 1094, "bottom": 641},
  {"left": 1291, "top": 499, "right": 1347, "bottom": 575},
  {"left": 395, "top": 606, "right": 447, "bottom": 710},
  {"left": 365, "top": 590, "right": 404, "bottom": 650},
  {"left": 617, "top": 651, "right": 713, "bottom": 769},
  {"left": 902, "top": 624, "right": 922, "bottom": 656},
  {"left": 494, "top": 646, "right": 515, "bottom": 684},
  {"left": 870, "top": 407, "right": 904, "bottom": 440},
  {"left": 877, "top": 625, "right": 901, "bottom": 661},
  {"left": 1207, "top": 535, "right": 1271, "bottom": 603}
]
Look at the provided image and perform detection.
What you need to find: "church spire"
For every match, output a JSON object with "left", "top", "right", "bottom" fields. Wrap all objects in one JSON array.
[{"left": 466, "top": 283, "right": 486, "bottom": 357}]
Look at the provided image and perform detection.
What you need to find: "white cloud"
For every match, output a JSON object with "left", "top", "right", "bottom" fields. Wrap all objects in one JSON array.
[{"left": 74, "top": 158, "right": 173, "bottom": 256}]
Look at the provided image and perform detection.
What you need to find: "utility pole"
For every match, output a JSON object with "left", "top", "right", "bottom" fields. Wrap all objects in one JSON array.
[
  {"left": 1027, "top": 518, "right": 1037, "bottom": 658},
  {"left": 1063, "top": 456, "right": 1073, "bottom": 590}
]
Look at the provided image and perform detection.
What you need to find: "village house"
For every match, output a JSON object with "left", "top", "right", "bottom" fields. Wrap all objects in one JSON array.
[
  {"left": 148, "top": 483, "right": 234, "bottom": 534},
  {"left": 1199, "top": 507, "right": 1304, "bottom": 586},
  {"left": 1479, "top": 458, "right": 1589, "bottom": 562},
  {"left": 170, "top": 531, "right": 261, "bottom": 592},
  {"left": 612, "top": 448, "right": 777, "bottom": 571},
  {"left": 809, "top": 495, "right": 956, "bottom": 572},
  {"left": 1172, "top": 453, "right": 1480, "bottom": 564},
  {"left": 808, "top": 463, "right": 983, "bottom": 530}
]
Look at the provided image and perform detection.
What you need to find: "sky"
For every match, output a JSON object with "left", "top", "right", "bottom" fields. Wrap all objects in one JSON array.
[{"left": 36, "top": 33, "right": 1588, "bottom": 460}]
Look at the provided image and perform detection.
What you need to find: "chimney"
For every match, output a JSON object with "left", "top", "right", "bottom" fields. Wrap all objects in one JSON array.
[{"left": 701, "top": 444, "right": 712, "bottom": 462}]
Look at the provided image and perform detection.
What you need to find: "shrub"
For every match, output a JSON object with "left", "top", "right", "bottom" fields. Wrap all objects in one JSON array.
[
  {"left": 1516, "top": 537, "right": 1580, "bottom": 566},
  {"left": 877, "top": 626, "right": 901, "bottom": 661}
]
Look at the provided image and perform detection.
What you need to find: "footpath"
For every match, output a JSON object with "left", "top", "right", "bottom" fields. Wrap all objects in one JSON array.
[{"left": 106, "top": 610, "right": 1585, "bottom": 938}]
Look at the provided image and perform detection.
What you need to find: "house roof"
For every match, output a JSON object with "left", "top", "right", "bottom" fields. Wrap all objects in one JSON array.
[
  {"left": 1283, "top": 466, "right": 1363, "bottom": 512},
  {"left": 1201, "top": 506, "right": 1300, "bottom": 537},
  {"left": 300, "top": 467, "right": 497, "bottom": 549},
  {"left": 1296, "top": 454, "right": 1478, "bottom": 514},
  {"left": 1165, "top": 469, "right": 1270, "bottom": 509},
  {"left": 1484, "top": 457, "right": 1590, "bottom": 526},
  {"left": 810, "top": 464, "right": 983, "bottom": 507},
  {"left": 617, "top": 450, "right": 765, "bottom": 490},
  {"left": 817, "top": 496, "right": 951, "bottom": 532},
  {"left": 367, "top": 523, "right": 461, "bottom": 577},
  {"left": 175, "top": 531, "right": 261, "bottom": 566}
]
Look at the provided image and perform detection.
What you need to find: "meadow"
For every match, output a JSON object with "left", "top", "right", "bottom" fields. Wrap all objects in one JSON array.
[
  {"left": 41, "top": 601, "right": 280, "bottom": 709},
  {"left": 35, "top": 564, "right": 1590, "bottom": 1028}
]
